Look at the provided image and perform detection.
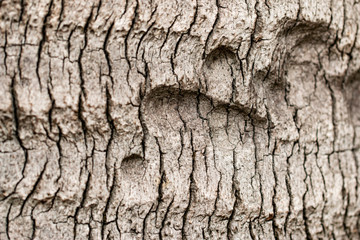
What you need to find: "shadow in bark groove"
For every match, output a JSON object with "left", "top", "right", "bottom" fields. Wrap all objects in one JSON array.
[
  {"left": 120, "top": 154, "right": 144, "bottom": 177},
  {"left": 139, "top": 85, "right": 269, "bottom": 238},
  {"left": 345, "top": 70, "right": 360, "bottom": 127}
]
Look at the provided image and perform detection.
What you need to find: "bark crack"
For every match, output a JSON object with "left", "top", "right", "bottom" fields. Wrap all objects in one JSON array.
[
  {"left": 302, "top": 148, "right": 312, "bottom": 240},
  {"left": 105, "top": 84, "right": 115, "bottom": 189},
  {"left": 103, "top": 21, "right": 115, "bottom": 85},
  {"left": 159, "top": 197, "right": 174, "bottom": 240},
  {"left": 142, "top": 203, "right": 154, "bottom": 240},
  {"left": 271, "top": 140, "right": 279, "bottom": 240},
  {"left": 1, "top": 76, "right": 29, "bottom": 201},
  {"left": 135, "top": 7, "right": 157, "bottom": 58},
  {"left": 101, "top": 162, "right": 118, "bottom": 239},
  {"left": 124, "top": 0, "right": 139, "bottom": 68},
  {"left": 203, "top": 0, "right": 220, "bottom": 59},
  {"left": 181, "top": 130, "right": 197, "bottom": 239},
  {"left": 18, "top": 157, "right": 49, "bottom": 217},
  {"left": 73, "top": 171, "right": 91, "bottom": 240},
  {"left": 36, "top": 0, "right": 54, "bottom": 90},
  {"left": 284, "top": 141, "right": 297, "bottom": 235}
]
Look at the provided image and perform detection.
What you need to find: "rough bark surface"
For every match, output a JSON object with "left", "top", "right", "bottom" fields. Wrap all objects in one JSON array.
[{"left": 1, "top": 0, "right": 360, "bottom": 239}]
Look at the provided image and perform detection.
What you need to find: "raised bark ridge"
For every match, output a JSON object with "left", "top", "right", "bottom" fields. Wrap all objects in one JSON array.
[{"left": 0, "top": 0, "right": 360, "bottom": 239}]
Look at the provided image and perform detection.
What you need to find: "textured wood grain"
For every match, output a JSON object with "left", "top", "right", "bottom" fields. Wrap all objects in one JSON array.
[{"left": 0, "top": 0, "right": 360, "bottom": 239}]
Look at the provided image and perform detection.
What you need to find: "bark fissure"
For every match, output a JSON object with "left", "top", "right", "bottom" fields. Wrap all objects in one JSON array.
[
  {"left": 159, "top": 14, "right": 179, "bottom": 57},
  {"left": 36, "top": 0, "right": 54, "bottom": 89},
  {"left": 271, "top": 140, "right": 279, "bottom": 240},
  {"left": 105, "top": 84, "right": 115, "bottom": 189},
  {"left": 159, "top": 197, "right": 174, "bottom": 240},
  {"left": 103, "top": 21, "right": 115, "bottom": 85},
  {"left": 302, "top": 149, "right": 312, "bottom": 240},
  {"left": 203, "top": 0, "right": 220, "bottom": 59},
  {"left": 284, "top": 141, "right": 297, "bottom": 235},
  {"left": 101, "top": 162, "right": 117, "bottom": 239},
  {"left": 1, "top": 0, "right": 360, "bottom": 238},
  {"left": 181, "top": 130, "right": 197, "bottom": 239},
  {"left": 136, "top": 7, "right": 157, "bottom": 58},
  {"left": 5, "top": 203, "right": 12, "bottom": 240},
  {"left": 73, "top": 171, "right": 91, "bottom": 240},
  {"left": 315, "top": 129, "right": 327, "bottom": 235},
  {"left": 3, "top": 76, "right": 29, "bottom": 201},
  {"left": 18, "top": 158, "right": 48, "bottom": 217},
  {"left": 124, "top": 0, "right": 139, "bottom": 68}
]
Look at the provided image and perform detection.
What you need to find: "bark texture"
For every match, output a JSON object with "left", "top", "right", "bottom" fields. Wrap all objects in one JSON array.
[{"left": 1, "top": 0, "right": 360, "bottom": 239}]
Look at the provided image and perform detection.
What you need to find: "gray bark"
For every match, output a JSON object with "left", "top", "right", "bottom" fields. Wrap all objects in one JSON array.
[{"left": 0, "top": 0, "right": 360, "bottom": 239}]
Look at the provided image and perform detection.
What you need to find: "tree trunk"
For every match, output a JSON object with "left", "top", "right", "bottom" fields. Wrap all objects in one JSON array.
[{"left": 1, "top": 0, "right": 360, "bottom": 239}]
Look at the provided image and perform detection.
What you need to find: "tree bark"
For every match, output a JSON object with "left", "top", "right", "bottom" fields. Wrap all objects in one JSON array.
[{"left": 1, "top": 0, "right": 360, "bottom": 239}]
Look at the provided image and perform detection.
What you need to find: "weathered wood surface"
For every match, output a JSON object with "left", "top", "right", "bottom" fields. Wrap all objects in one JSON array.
[{"left": 1, "top": 0, "right": 360, "bottom": 239}]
